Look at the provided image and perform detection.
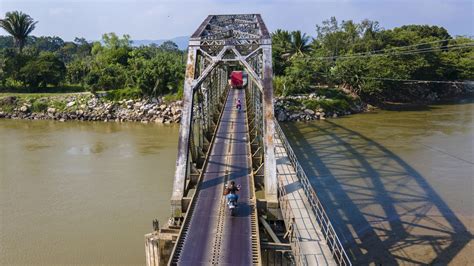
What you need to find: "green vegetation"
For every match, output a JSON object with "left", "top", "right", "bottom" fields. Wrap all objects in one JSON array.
[
  {"left": 272, "top": 18, "right": 473, "bottom": 104},
  {"left": 104, "top": 87, "right": 141, "bottom": 101},
  {"left": 30, "top": 99, "right": 48, "bottom": 112},
  {"left": 0, "top": 11, "right": 37, "bottom": 53},
  {"left": 0, "top": 11, "right": 472, "bottom": 107},
  {"left": 0, "top": 11, "right": 185, "bottom": 99},
  {"left": 0, "top": 100, "right": 15, "bottom": 112},
  {"left": 277, "top": 87, "right": 358, "bottom": 114}
]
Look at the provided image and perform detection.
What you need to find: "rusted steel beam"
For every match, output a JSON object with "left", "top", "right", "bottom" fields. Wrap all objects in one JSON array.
[
  {"left": 171, "top": 46, "right": 197, "bottom": 218},
  {"left": 255, "top": 14, "right": 270, "bottom": 38},
  {"left": 191, "top": 15, "right": 214, "bottom": 39},
  {"left": 262, "top": 45, "right": 277, "bottom": 206}
]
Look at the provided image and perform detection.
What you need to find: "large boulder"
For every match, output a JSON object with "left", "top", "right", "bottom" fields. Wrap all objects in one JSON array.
[
  {"left": 304, "top": 109, "right": 315, "bottom": 115},
  {"left": 20, "top": 105, "right": 29, "bottom": 112}
]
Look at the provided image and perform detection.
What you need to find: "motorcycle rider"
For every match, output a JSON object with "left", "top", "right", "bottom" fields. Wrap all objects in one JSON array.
[{"left": 225, "top": 181, "right": 240, "bottom": 204}]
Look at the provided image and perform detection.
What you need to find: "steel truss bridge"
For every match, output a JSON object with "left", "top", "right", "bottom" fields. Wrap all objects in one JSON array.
[{"left": 145, "top": 14, "right": 351, "bottom": 266}]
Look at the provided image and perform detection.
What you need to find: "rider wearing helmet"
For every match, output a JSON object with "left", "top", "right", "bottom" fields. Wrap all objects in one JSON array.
[{"left": 225, "top": 181, "right": 240, "bottom": 204}]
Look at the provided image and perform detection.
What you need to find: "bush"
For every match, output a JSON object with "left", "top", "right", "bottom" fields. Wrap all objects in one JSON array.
[
  {"left": 105, "top": 87, "right": 142, "bottom": 101},
  {"left": 18, "top": 52, "right": 66, "bottom": 88},
  {"left": 31, "top": 100, "right": 48, "bottom": 112},
  {"left": 49, "top": 100, "right": 66, "bottom": 111},
  {"left": 273, "top": 76, "right": 287, "bottom": 96},
  {"left": 85, "top": 64, "right": 127, "bottom": 91},
  {"left": 302, "top": 99, "right": 319, "bottom": 110},
  {"left": 302, "top": 98, "right": 351, "bottom": 113},
  {"left": 0, "top": 97, "right": 16, "bottom": 112}
]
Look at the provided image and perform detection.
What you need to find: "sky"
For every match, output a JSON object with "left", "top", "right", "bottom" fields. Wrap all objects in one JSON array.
[{"left": 0, "top": 0, "right": 472, "bottom": 41}]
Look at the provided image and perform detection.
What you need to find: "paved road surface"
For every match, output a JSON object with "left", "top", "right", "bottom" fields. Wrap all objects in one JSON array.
[{"left": 176, "top": 88, "right": 254, "bottom": 265}]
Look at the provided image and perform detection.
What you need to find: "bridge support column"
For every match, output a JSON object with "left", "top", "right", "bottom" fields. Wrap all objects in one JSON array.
[
  {"left": 171, "top": 46, "right": 197, "bottom": 218},
  {"left": 145, "top": 228, "right": 179, "bottom": 266},
  {"left": 262, "top": 45, "right": 279, "bottom": 219}
]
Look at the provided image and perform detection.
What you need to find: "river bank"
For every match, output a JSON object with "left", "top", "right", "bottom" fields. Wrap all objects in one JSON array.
[
  {"left": 1, "top": 90, "right": 470, "bottom": 123},
  {"left": 0, "top": 88, "right": 367, "bottom": 123},
  {"left": 0, "top": 93, "right": 183, "bottom": 123},
  {"left": 274, "top": 92, "right": 366, "bottom": 121}
]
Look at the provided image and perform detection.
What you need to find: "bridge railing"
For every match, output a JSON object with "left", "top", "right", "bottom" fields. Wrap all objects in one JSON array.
[
  {"left": 277, "top": 179, "right": 306, "bottom": 266},
  {"left": 274, "top": 120, "right": 352, "bottom": 266}
]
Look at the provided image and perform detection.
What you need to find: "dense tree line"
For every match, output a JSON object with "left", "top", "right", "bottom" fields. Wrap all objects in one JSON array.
[
  {"left": 0, "top": 11, "right": 185, "bottom": 97},
  {"left": 0, "top": 11, "right": 472, "bottom": 103},
  {"left": 272, "top": 17, "right": 473, "bottom": 103},
  {"left": 0, "top": 33, "right": 185, "bottom": 96}
]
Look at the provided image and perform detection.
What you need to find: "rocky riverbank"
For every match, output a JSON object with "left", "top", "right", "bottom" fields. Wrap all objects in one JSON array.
[
  {"left": 0, "top": 93, "right": 183, "bottom": 123},
  {"left": 0, "top": 91, "right": 365, "bottom": 123},
  {"left": 274, "top": 93, "right": 366, "bottom": 122}
]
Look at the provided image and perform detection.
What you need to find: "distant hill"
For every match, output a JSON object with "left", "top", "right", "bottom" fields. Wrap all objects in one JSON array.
[{"left": 132, "top": 36, "right": 189, "bottom": 50}]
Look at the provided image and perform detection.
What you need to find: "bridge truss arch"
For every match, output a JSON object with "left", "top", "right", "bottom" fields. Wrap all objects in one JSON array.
[{"left": 170, "top": 14, "right": 277, "bottom": 218}]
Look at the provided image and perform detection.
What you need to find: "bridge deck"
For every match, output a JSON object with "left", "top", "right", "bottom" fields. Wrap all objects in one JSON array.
[
  {"left": 275, "top": 134, "right": 336, "bottom": 265},
  {"left": 174, "top": 88, "right": 256, "bottom": 265}
]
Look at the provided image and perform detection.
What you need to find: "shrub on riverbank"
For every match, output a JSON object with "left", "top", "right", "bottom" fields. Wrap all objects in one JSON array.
[
  {"left": 104, "top": 87, "right": 142, "bottom": 101},
  {"left": 274, "top": 88, "right": 365, "bottom": 122},
  {"left": 30, "top": 99, "right": 48, "bottom": 112}
]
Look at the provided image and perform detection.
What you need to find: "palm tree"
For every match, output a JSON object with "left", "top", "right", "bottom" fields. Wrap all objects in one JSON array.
[
  {"left": 290, "top": 31, "right": 311, "bottom": 56},
  {"left": 272, "top": 29, "right": 292, "bottom": 56},
  {"left": 0, "top": 11, "right": 37, "bottom": 53}
]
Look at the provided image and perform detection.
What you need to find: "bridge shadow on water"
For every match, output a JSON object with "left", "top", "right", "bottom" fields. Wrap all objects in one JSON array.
[{"left": 282, "top": 121, "right": 472, "bottom": 265}]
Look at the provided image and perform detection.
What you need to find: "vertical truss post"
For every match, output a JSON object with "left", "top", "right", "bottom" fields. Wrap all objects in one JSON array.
[
  {"left": 262, "top": 44, "right": 278, "bottom": 215},
  {"left": 171, "top": 46, "right": 198, "bottom": 218}
]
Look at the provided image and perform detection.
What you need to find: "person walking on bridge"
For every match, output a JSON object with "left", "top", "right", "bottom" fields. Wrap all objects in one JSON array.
[{"left": 236, "top": 98, "right": 242, "bottom": 112}]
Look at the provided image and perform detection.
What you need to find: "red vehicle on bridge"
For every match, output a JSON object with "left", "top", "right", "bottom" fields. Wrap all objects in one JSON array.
[{"left": 230, "top": 71, "right": 247, "bottom": 89}]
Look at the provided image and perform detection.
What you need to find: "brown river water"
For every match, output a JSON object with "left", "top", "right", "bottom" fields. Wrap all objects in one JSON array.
[
  {"left": 283, "top": 100, "right": 473, "bottom": 265},
  {"left": 1, "top": 100, "right": 473, "bottom": 265},
  {"left": 0, "top": 121, "right": 178, "bottom": 265}
]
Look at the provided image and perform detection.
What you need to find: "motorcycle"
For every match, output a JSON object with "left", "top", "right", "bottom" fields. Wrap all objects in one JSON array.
[
  {"left": 227, "top": 197, "right": 237, "bottom": 216},
  {"left": 225, "top": 185, "right": 241, "bottom": 216}
]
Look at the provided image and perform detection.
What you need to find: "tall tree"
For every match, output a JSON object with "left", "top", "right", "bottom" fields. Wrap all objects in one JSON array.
[
  {"left": 0, "top": 11, "right": 37, "bottom": 53},
  {"left": 159, "top": 40, "right": 179, "bottom": 52},
  {"left": 272, "top": 29, "right": 292, "bottom": 75},
  {"left": 290, "top": 30, "right": 311, "bottom": 56}
]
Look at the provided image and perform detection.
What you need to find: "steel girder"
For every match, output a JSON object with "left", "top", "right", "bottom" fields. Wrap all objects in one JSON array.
[{"left": 171, "top": 14, "right": 277, "bottom": 218}]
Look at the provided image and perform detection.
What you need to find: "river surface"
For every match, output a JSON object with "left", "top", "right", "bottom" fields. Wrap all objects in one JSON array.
[
  {"left": 283, "top": 100, "right": 473, "bottom": 265},
  {"left": 0, "top": 121, "right": 178, "bottom": 265},
  {"left": 1, "top": 100, "right": 473, "bottom": 265}
]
